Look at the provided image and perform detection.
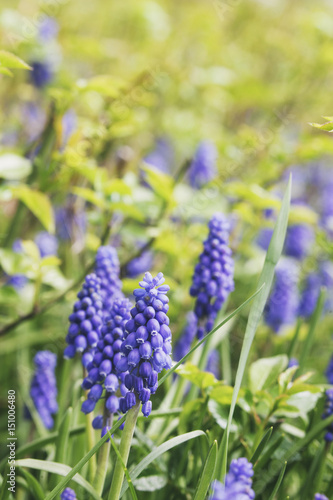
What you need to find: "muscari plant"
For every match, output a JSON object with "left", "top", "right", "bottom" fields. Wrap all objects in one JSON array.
[{"left": 2, "top": 4, "right": 333, "bottom": 497}]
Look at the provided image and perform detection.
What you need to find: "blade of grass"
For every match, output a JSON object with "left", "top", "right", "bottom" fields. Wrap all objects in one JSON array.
[
  {"left": 298, "top": 288, "right": 326, "bottom": 374},
  {"left": 267, "top": 461, "right": 287, "bottom": 500},
  {"left": 217, "top": 176, "right": 292, "bottom": 481},
  {"left": 193, "top": 440, "right": 217, "bottom": 500},
  {"left": 15, "top": 459, "right": 102, "bottom": 500},
  {"left": 250, "top": 427, "right": 273, "bottom": 465},
  {"left": 16, "top": 468, "right": 45, "bottom": 500},
  {"left": 120, "top": 431, "right": 207, "bottom": 497},
  {"left": 50, "top": 407, "right": 72, "bottom": 489}
]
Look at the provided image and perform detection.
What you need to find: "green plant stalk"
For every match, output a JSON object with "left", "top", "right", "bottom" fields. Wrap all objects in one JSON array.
[
  {"left": 221, "top": 334, "right": 231, "bottom": 384},
  {"left": 312, "top": 441, "right": 331, "bottom": 496},
  {"left": 83, "top": 365, "right": 97, "bottom": 483},
  {"left": 299, "top": 288, "right": 326, "bottom": 374},
  {"left": 94, "top": 412, "right": 113, "bottom": 496},
  {"left": 108, "top": 399, "right": 141, "bottom": 500},
  {"left": 287, "top": 317, "right": 301, "bottom": 358}
]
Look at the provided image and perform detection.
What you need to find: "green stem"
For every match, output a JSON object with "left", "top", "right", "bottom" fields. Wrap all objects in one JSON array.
[
  {"left": 83, "top": 367, "right": 96, "bottom": 482},
  {"left": 108, "top": 399, "right": 141, "bottom": 500},
  {"left": 287, "top": 317, "right": 301, "bottom": 358},
  {"left": 221, "top": 334, "right": 231, "bottom": 384},
  {"left": 94, "top": 413, "right": 113, "bottom": 496}
]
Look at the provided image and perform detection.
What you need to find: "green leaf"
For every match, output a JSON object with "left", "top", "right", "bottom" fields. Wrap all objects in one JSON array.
[
  {"left": 103, "top": 179, "right": 132, "bottom": 196},
  {"left": 176, "top": 362, "right": 218, "bottom": 389},
  {"left": 15, "top": 459, "right": 102, "bottom": 500},
  {"left": 109, "top": 201, "right": 145, "bottom": 222},
  {"left": 217, "top": 176, "right": 291, "bottom": 481},
  {"left": 141, "top": 164, "right": 174, "bottom": 202},
  {"left": 120, "top": 431, "right": 207, "bottom": 497},
  {"left": 0, "top": 50, "right": 31, "bottom": 69},
  {"left": 10, "top": 186, "right": 55, "bottom": 233},
  {"left": 250, "top": 427, "right": 273, "bottom": 464},
  {"left": 309, "top": 120, "right": 333, "bottom": 132},
  {"left": 0, "top": 249, "right": 32, "bottom": 276},
  {"left": 55, "top": 408, "right": 72, "bottom": 464},
  {"left": 0, "top": 67, "right": 13, "bottom": 76},
  {"left": 208, "top": 385, "right": 234, "bottom": 405},
  {"left": 72, "top": 186, "right": 106, "bottom": 209},
  {"left": 77, "top": 75, "right": 124, "bottom": 98},
  {"left": 278, "top": 366, "right": 299, "bottom": 395},
  {"left": 17, "top": 468, "right": 45, "bottom": 500},
  {"left": 208, "top": 400, "right": 238, "bottom": 432},
  {"left": 267, "top": 461, "right": 287, "bottom": 500},
  {"left": 249, "top": 355, "right": 288, "bottom": 392},
  {"left": 193, "top": 441, "right": 217, "bottom": 500},
  {"left": 133, "top": 475, "right": 167, "bottom": 492},
  {"left": 0, "top": 154, "right": 32, "bottom": 179}
]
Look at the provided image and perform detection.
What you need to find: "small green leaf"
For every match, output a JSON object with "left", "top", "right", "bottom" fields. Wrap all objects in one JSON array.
[
  {"left": 208, "top": 385, "right": 234, "bottom": 405},
  {"left": 278, "top": 366, "right": 298, "bottom": 395},
  {"left": 309, "top": 120, "right": 333, "bottom": 132},
  {"left": 249, "top": 355, "right": 288, "bottom": 393},
  {"left": 103, "top": 179, "right": 132, "bottom": 196},
  {"left": 193, "top": 441, "right": 217, "bottom": 500},
  {"left": 0, "top": 67, "right": 13, "bottom": 76},
  {"left": 10, "top": 186, "right": 55, "bottom": 233},
  {"left": 141, "top": 164, "right": 174, "bottom": 202},
  {"left": 208, "top": 400, "right": 238, "bottom": 431},
  {"left": 0, "top": 154, "right": 32, "bottom": 179},
  {"left": 72, "top": 186, "right": 106, "bottom": 209},
  {"left": 176, "top": 362, "right": 218, "bottom": 389},
  {"left": 267, "top": 462, "right": 287, "bottom": 500},
  {"left": 0, "top": 50, "right": 32, "bottom": 69},
  {"left": 109, "top": 202, "right": 145, "bottom": 222},
  {"left": 17, "top": 468, "right": 45, "bottom": 500}
]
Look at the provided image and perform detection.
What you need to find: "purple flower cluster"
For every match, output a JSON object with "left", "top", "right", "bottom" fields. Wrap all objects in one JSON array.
[
  {"left": 288, "top": 357, "right": 299, "bottom": 369},
  {"left": 188, "top": 141, "right": 217, "bottom": 189},
  {"left": 30, "top": 61, "right": 54, "bottom": 88},
  {"left": 115, "top": 272, "right": 172, "bottom": 417},
  {"left": 81, "top": 298, "right": 132, "bottom": 435},
  {"left": 60, "top": 488, "right": 76, "bottom": 500},
  {"left": 55, "top": 202, "right": 86, "bottom": 243},
  {"left": 30, "top": 351, "right": 58, "bottom": 429},
  {"left": 94, "top": 246, "right": 123, "bottom": 313},
  {"left": 298, "top": 273, "right": 322, "bottom": 318},
  {"left": 322, "top": 388, "right": 333, "bottom": 442},
  {"left": 314, "top": 494, "right": 329, "bottom": 500},
  {"left": 284, "top": 224, "right": 314, "bottom": 259},
  {"left": 64, "top": 274, "right": 103, "bottom": 359},
  {"left": 38, "top": 16, "right": 59, "bottom": 42},
  {"left": 210, "top": 458, "right": 255, "bottom": 500},
  {"left": 190, "top": 213, "right": 234, "bottom": 339},
  {"left": 173, "top": 312, "right": 197, "bottom": 362},
  {"left": 264, "top": 258, "right": 299, "bottom": 333},
  {"left": 143, "top": 137, "right": 173, "bottom": 174}
]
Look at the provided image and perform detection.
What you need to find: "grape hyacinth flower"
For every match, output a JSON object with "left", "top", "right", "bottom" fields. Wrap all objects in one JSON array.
[
  {"left": 30, "top": 61, "right": 54, "bottom": 88},
  {"left": 55, "top": 201, "right": 86, "bottom": 244},
  {"left": 60, "top": 488, "right": 77, "bottom": 500},
  {"left": 206, "top": 349, "right": 220, "bottom": 379},
  {"left": 30, "top": 351, "right": 58, "bottom": 429},
  {"left": 284, "top": 224, "right": 314, "bottom": 259},
  {"left": 299, "top": 272, "right": 322, "bottom": 318},
  {"left": 115, "top": 272, "right": 172, "bottom": 417},
  {"left": 210, "top": 458, "right": 255, "bottom": 500},
  {"left": 322, "top": 389, "right": 333, "bottom": 442},
  {"left": 38, "top": 17, "right": 59, "bottom": 42},
  {"left": 81, "top": 298, "right": 132, "bottom": 436},
  {"left": 61, "top": 109, "right": 77, "bottom": 149},
  {"left": 188, "top": 140, "right": 217, "bottom": 189},
  {"left": 173, "top": 312, "right": 198, "bottom": 362},
  {"left": 126, "top": 247, "right": 154, "bottom": 278},
  {"left": 190, "top": 213, "right": 234, "bottom": 339},
  {"left": 143, "top": 137, "right": 174, "bottom": 174},
  {"left": 288, "top": 357, "right": 299, "bottom": 369},
  {"left": 264, "top": 258, "right": 300, "bottom": 333},
  {"left": 94, "top": 246, "right": 123, "bottom": 312},
  {"left": 326, "top": 355, "right": 333, "bottom": 384},
  {"left": 64, "top": 274, "right": 104, "bottom": 359},
  {"left": 35, "top": 231, "right": 58, "bottom": 258},
  {"left": 314, "top": 494, "right": 329, "bottom": 500},
  {"left": 5, "top": 240, "right": 27, "bottom": 290},
  {"left": 257, "top": 227, "right": 273, "bottom": 251}
]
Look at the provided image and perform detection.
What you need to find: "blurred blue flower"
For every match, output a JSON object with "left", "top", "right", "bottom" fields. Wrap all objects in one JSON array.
[
  {"left": 143, "top": 137, "right": 173, "bottom": 174},
  {"left": 256, "top": 227, "right": 273, "bottom": 251},
  {"left": 288, "top": 357, "right": 299, "bottom": 369},
  {"left": 21, "top": 102, "right": 46, "bottom": 143},
  {"left": 264, "top": 258, "right": 300, "bottom": 333},
  {"left": 61, "top": 109, "right": 77, "bottom": 148},
  {"left": 284, "top": 224, "right": 314, "bottom": 259},
  {"left": 322, "top": 388, "right": 333, "bottom": 442},
  {"left": 94, "top": 246, "right": 123, "bottom": 313},
  {"left": 188, "top": 141, "right": 217, "bottom": 189},
  {"left": 30, "top": 61, "right": 54, "bottom": 88},
  {"left": 115, "top": 272, "right": 172, "bottom": 417},
  {"left": 173, "top": 312, "right": 197, "bottom": 362},
  {"left": 55, "top": 202, "right": 86, "bottom": 243},
  {"left": 206, "top": 349, "right": 220, "bottom": 379},
  {"left": 298, "top": 272, "right": 322, "bottom": 318},
  {"left": 126, "top": 246, "right": 154, "bottom": 278},
  {"left": 314, "top": 494, "right": 329, "bottom": 500},
  {"left": 30, "top": 351, "right": 58, "bottom": 429},
  {"left": 326, "top": 355, "right": 333, "bottom": 384},
  {"left": 35, "top": 231, "right": 58, "bottom": 258},
  {"left": 38, "top": 17, "right": 59, "bottom": 42},
  {"left": 190, "top": 213, "right": 234, "bottom": 338},
  {"left": 210, "top": 457, "right": 255, "bottom": 499}
]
